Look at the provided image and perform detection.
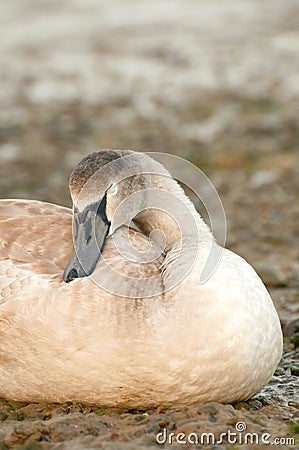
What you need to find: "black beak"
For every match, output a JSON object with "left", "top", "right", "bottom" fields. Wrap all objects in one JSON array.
[{"left": 63, "top": 195, "right": 110, "bottom": 283}]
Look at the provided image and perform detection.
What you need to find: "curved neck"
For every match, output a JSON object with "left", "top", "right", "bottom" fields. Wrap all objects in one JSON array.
[{"left": 133, "top": 179, "right": 213, "bottom": 250}]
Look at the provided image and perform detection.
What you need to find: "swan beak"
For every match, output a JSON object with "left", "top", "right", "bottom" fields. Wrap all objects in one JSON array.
[{"left": 63, "top": 198, "right": 110, "bottom": 283}]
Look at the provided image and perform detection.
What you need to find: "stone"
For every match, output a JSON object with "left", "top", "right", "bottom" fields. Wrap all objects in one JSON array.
[{"left": 253, "top": 262, "right": 288, "bottom": 286}]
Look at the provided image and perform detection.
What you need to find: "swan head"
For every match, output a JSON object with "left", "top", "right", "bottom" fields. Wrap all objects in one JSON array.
[{"left": 63, "top": 149, "right": 179, "bottom": 282}]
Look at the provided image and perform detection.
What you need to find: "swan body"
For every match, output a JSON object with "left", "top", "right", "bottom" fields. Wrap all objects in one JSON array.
[{"left": 0, "top": 150, "right": 282, "bottom": 407}]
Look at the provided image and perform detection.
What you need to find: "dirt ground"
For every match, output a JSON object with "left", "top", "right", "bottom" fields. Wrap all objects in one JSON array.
[{"left": 0, "top": 0, "right": 298, "bottom": 448}]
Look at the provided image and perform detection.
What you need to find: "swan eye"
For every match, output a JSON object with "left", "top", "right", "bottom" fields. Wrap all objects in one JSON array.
[{"left": 109, "top": 183, "right": 118, "bottom": 196}]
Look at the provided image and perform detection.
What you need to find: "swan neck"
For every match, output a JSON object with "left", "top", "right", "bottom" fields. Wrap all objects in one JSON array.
[{"left": 133, "top": 185, "right": 212, "bottom": 249}]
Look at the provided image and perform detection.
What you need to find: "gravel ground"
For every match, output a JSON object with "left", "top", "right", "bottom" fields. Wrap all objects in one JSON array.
[{"left": 0, "top": 0, "right": 298, "bottom": 448}]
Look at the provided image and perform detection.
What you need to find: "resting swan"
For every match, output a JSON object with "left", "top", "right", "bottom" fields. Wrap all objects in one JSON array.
[{"left": 0, "top": 149, "right": 282, "bottom": 407}]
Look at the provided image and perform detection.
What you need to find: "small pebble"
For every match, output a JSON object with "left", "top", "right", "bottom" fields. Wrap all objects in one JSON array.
[
  {"left": 290, "top": 365, "right": 299, "bottom": 376},
  {"left": 288, "top": 401, "right": 299, "bottom": 408},
  {"left": 250, "top": 170, "right": 279, "bottom": 188},
  {"left": 135, "top": 415, "right": 146, "bottom": 422},
  {"left": 248, "top": 399, "right": 263, "bottom": 410},
  {"left": 157, "top": 419, "right": 169, "bottom": 427},
  {"left": 233, "top": 402, "right": 250, "bottom": 411},
  {"left": 274, "top": 367, "right": 284, "bottom": 376},
  {"left": 201, "top": 404, "right": 218, "bottom": 415},
  {"left": 253, "top": 262, "right": 287, "bottom": 286},
  {"left": 0, "top": 143, "right": 20, "bottom": 163},
  {"left": 109, "top": 432, "right": 122, "bottom": 440},
  {"left": 208, "top": 414, "right": 218, "bottom": 423},
  {"left": 155, "top": 405, "right": 165, "bottom": 414}
]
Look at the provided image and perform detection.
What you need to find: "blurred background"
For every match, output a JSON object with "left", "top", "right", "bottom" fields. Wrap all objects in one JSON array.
[{"left": 0, "top": 0, "right": 298, "bottom": 321}]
